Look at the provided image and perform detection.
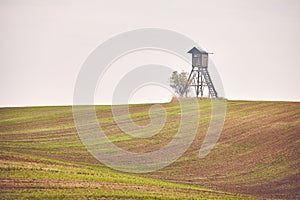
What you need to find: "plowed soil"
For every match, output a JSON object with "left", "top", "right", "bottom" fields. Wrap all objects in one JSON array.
[{"left": 0, "top": 100, "right": 299, "bottom": 199}]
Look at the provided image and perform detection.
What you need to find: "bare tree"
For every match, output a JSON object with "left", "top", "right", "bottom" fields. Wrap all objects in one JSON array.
[{"left": 169, "top": 71, "right": 190, "bottom": 97}]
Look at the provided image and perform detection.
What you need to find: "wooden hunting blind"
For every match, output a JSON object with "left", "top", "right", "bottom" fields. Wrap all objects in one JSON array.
[{"left": 186, "top": 47, "right": 218, "bottom": 98}]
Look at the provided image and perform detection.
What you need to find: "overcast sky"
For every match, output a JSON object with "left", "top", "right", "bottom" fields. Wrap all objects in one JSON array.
[{"left": 1, "top": 0, "right": 300, "bottom": 107}]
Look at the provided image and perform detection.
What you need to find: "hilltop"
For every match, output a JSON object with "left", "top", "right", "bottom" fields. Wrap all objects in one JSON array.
[{"left": 0, "top": 100, "right": 299, "bottom": 199}]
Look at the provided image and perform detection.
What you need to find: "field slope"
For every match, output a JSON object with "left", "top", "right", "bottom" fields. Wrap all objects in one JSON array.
[{"left": 0, "top": 100, "right": 299, "bottom": 199}]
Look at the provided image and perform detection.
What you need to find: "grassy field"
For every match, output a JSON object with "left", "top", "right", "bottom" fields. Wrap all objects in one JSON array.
[{"left": 0, "top": 100, "right": 299, "bottom": 199}]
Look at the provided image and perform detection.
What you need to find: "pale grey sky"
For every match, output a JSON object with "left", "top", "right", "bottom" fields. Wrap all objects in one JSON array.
[{"left": 1, "top": 0, "right": 300, "bottom": 106}]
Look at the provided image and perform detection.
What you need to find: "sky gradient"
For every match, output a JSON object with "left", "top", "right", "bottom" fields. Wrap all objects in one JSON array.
[{"left": 1, "top": 0, "right": 300, "bottom": 106}]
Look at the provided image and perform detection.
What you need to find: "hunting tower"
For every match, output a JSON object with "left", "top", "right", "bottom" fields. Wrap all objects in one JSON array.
[{"left": 186, "top": 47, "right": 218, "bottom": 98}]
